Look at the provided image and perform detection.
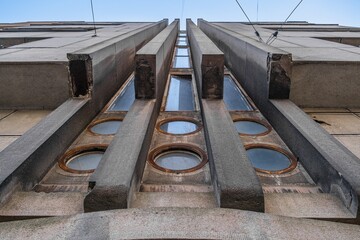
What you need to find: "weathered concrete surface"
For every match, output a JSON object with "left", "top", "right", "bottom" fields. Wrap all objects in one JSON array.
[
  {"left": 85, "top": 20, "right": 177, "bottom": 212},
  {"left": 68, "top": 19, "right": 168, "bottom": 101},
  {"left": 199, "top": 20, "right": 360, "bottom": 220},
  {"left": 198, "top": 20, "right": 292, "bottom": 101},
  {"left": 0, "top": 99, "right": 89, "bottom": 207},
  {"left": 131, "top": 192, "right": 217, "bottom": 208},
  {"left": 270, "top": 100, "right": 360, "bottom": 221},
  {"left": 201, "top": 100, "right": 264, "bottom": 211},
  {"left": 135, "top": 19, "right": 178, "bottom": 99},
  {"left": 209, "top": 22, "right": 360, "bottom": 108},
  {"left": 84, "top": 100, "right": 157, "bottom": 211},
  {"left": 0, "top": 110, "right": 51, "bottom": 135},
  {"left": 0, "top": 208, "right": 359, "bottom": 239},
  {"left": 0, "top": 191, "right": 84, "bottom": 218},
  {"left": 0, "top": 20, "right": 168, "bottom": 209},
  {"left": 265, "top": 193, "right": 353, "bottom": 218},
  {"left": 0, "top": 21, "right": 166, "bottom": 109},
  {"left": 187, "top": 19, "right": 224, "bottom": 99},
  {"left": 308, "top": 113, "right": 360, "bottom": 134},
  {"left": 290, "top": 62, "right": 360, "bottom": 108}
]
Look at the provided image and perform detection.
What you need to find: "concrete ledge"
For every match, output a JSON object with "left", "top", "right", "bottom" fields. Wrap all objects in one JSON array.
[
  {"left": 0, "top": 208, "right": 359, "bottom": 239},
  {"left": 269, "top": 99, "right": 360, "bottom": 219},
  {"left": 186, "top": 19, "right": 224, "bottom": 99},
  {"left": 0, "top": 99, "right": 89, "bottom": 207},
  {"left": 202, "top": 100, "right": 264, "bottom": 211},
  {"left": 135, "top": 19, "right": 178, "bottom": 99},
  {"left": 84, "top": 100, "right": 156, "bottom": 211}
]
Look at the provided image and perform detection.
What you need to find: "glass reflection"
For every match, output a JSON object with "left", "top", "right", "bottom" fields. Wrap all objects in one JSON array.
[
  {"left": 66, "top": 151, "right": 104, "bottom": 171},
  {"left": 91, "top": 120, "right": 122, "bottom": 135},
  {"left": 234, "top": 121, "right": 268, "bottom": 135},
  {"left": 155, "top": 151, "right": 201, "bottom": 170},
  {"left": 177, "top": 39, "right": 187, "bottom": 46},
  {"left": 109, "top": 78, "right": 135, "bottom": 111},
  {"left": 174, "top": 56, "right": 190, "bottom": 68},
  {"left": 160, "top": 120, "right": 197, "bottom": 134},
  {"left": 223, "top": 76, "right": 252, "bottom": 111},
  {"left": 246, "top": 148, "right": 291, "bottom": 172},
  {"left": 176, "top": 48, "right": 188, "bottom": 56},
  {"left": 165, "top": 76, "right": 195, "bottom": 111}
]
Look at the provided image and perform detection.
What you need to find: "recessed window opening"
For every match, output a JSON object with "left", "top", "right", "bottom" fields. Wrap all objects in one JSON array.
[
  {"left": 59, "top": 145, "right": 107, "bottom": 174},
  {"left": 179, "top": 33, "right": 187, "bottom": 37},
  {"left": 148, "top": 144, "right": 208, "bottom": 173},
  {"left": 223, "top": 75, "right": 253, "bottom": 111},
  {"left": 165, "top": 75, "right": 195, "bottom": 111},
  {"left": 176, "top": 47, "right": 188, "bottom": 56},
  {"left": 174, "top": 56, "right": 190, "bottom": 68},
  {"left": 234, "top": 120, "right": 270, "bottom": 135},
  {"left": 109, "top": 78, "right": 135, "bottom": 111},
  {"left": 158, "top": 119, "right": 200, "bottom": 135},
  {"left": 246, "top": 145, "right": 297, "bottom": 174},
  {"left": 89, "top": 119, "right": 122, "bottom": 135}
]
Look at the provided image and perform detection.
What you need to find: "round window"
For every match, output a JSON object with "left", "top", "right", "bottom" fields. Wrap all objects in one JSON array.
[
  {"left": 234, "top": 120, "right": 269, "bottom": 135},
  {"left": 246, "top": 145, "right": 297, "bottom": 174},
  {"left": 155, "top": 150, "right": 201, "bottom": 171},
  {"left": 148, "top": 144, "right": 207, "bottom": 173},
  {"left": 89, "top": 120, "right": 122, "bottom": 135},
  {"left": 159, "top": 120, "right": 199, "bottom": 135},
  {"left": 59, "top": 145, "right": 107, "bottom": 174},
  {"left": 66, "top": 151, "right": 104, "bottom": 171}
]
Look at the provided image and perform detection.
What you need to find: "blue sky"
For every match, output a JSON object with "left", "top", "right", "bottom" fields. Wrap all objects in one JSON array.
[{"left": 1, "top": 0, "right": 359, "bottom": 29}]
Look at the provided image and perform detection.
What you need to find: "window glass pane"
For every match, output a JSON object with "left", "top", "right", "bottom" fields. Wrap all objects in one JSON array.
[
  {"left": 223, "top": 76, "right": 252, "bottom": 111},
  {"left": 66, "top": 151, "right": 104, "bottom": 171},
  {"left": 91, "top": 120, "right": 122, "bottom": 135},
  {"left": 176, "top": 48, "right": 188, "bottom": 56},
  {"left": 174, "top": 56, "right": 190, "bottom": 68},
  {"left": 109, "top": 78, "right": 135, "bottom": 111},
  {"left": 155, "top": 151, "right": 201, "bottom": 171},
  {"left": 177, "top": 39, "right": 187, "bottom": 46},
  {"left": 246, "top": 148, "right": 291, "bottom": 172},
  {"left": 160, "top": 120, "right": 197, "bottom": 134},
  {"left": 179, "top": 33, "right": 186, "bottom": 37},
  {"left": 165, "top": 76, "right": 195, "bottom": 111},
  {"left": 234, "top": 121, "right": 268, "bottom": 135}
]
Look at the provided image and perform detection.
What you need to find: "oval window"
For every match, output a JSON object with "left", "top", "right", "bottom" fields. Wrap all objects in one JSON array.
[
  {"left": 159, "top": 120, "right": 198, "bottom": 135},
  {"left": 90, "top": 120, "right": 122, "bottom": 135},
  {"left": 234, "top": 120, "right": 269, "bottom": 135}
]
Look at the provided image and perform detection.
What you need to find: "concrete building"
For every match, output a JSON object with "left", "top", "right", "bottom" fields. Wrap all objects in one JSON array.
[{"left": 0, "top": 19, "right": 359, "bottom": 239}]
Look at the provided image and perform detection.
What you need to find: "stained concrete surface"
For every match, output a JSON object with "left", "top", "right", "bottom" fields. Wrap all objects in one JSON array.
[
  {"left": 334, "top": 136, "right": 360, "bottom": 159},
  {"left": 131, "top": 192, "right": 217, "bottom": 208},
  {"left": 0, "top": 208, "right": 360, "bottom": 239},
  {"left": 265, "top": 193, "right": 354, "bottom": 218},
  {"left": 0, "top": 191, "right": 85, "bottom": 216},
  {"left": 0, "top": 110, "right": 51, "bottom": 135},
  {"left": 0, "top": 136, "right": 18, "bottom": 152},
  {"left": 305, "top": 108, "right": 360, "bottom": 161},
  {"left": 0, "top": 110, "right": 50, "bottom": 152},
  {"left": 308, "top": 113, "right": 360, "bottom": 135}
]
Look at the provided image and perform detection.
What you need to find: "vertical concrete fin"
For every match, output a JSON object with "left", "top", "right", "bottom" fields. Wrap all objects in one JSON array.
[{"left": 187, "top": 19, "right": 224, "bottom": 99}]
